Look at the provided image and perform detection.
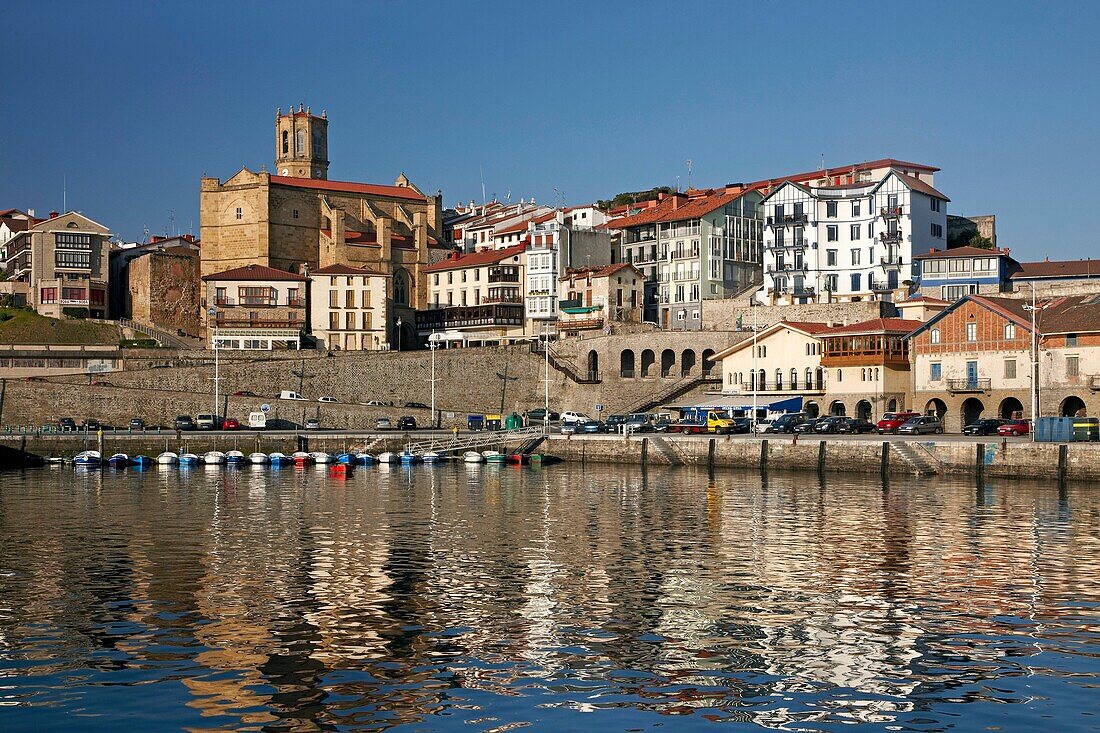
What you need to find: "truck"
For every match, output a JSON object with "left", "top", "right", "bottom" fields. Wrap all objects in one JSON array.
[
  {"left": 248, "top": 411, "right": 267, "bottom": 430},
  {"left": 705, "top": 410, "right": 738, "bottom": 434}
]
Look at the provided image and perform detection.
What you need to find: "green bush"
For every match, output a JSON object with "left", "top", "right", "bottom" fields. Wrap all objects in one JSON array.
[
  {"left": 0, "top": 312, "right": 11, "bottom": 322},
  {"left": 119, "top": 338, "right": 159, "bottom": 349},
  {"left": 62, "top": 307, "right": 89, "bottom": 319}
]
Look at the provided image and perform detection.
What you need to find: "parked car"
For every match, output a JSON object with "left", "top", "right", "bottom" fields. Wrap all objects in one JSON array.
[
  {"left": 174, "top": 415, "right": 195, "bottom": 431},
  {"left": 248, "top": 411, "right": 266, "bottom": 430},
  {"left": 753, "top": 419, "right": 774, "bottom": 434},
  {"left": 793, "top": 418, "right": 823, "bottom": 434},
  {"left": 625, "top": 413, "right": 652, "bottom": 433},
  {"left": 652, "top": 417, "right": 673, "bottom": 432},
  {"left": 305, "top": 418, "right": 321, "bottom": 430},
  {"left": 364, "top": 400, "right": 388, "bottom": 406},
  {"left": 814, "top": 416, "right": 844, "bottom": 434},
  {"left": 232, "top": 390, "right": 259, "bottom": 397},
  {"left": 278, "top": 390, "right": 307, "bottom": 401},
  {"left": 222, "top": 417, "right": 241, "bottom": 430},
  {"left": 196, "top": 413, "right": 219, "bottom": 430},
  {"left": 898, "top": 416, "right": 943, "bottom": 435},
  {"left": 836, "top": 417, "right": 875, "bottom": 434},
  {"left": 729, "top": 417, "right": 753, "bottom": 434},
  {"left": 560, "top": 411, "right": 590, "bottom": 425},
  {"left": 766, "top": 413, "right": 807, "bottom": 434},
  {"left": 397, "top": 416, "right": 417, "bottom": 430},
  {"left": 58, "top": 417, "right": 77, "bottom": 432},
  {"left": 404, "top": 401, "right": 429, "bottom": 409},
  {"left": 527, "top": 407, "right": 561, "bottom": 423},
  {"left": 605, "top": 414, "right": 629, "bottom": 432},
  {"left": 581, "top": 419, "right": 606, "bottom": 434},
  {"left": 997, "top": 419, "right": 1031, "bottom": 437},
  {"left": 129, "top": 418, "right": 145, "bottom": 431},
  {"left": 963, "top": 418, "right": 1005, "bottom": 436},
  {"left": 560, "top": 422, "right": 579, "bottom": 435},
  {"left": 375, "top": 417, "right": 393, "bottom": 430},
  {"left": 876, "top": 411, "right": 921, "bottom": 435},
  {"left": 318, "top": 396, "right": 339, "bottom": 403}
]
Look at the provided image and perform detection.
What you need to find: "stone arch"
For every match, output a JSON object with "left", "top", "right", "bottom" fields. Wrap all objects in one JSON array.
[
  {"left": 856, "top": 399, "right": 873, "bottom": 421},
  {"left": 393, "top": 268, "right": 412, "bottom": 306},
  {"left": 830, "top": 400, "right": 847, "bottom": 416},
  {"left": 962, "top": 397, "right": 985, "bottom": 426},
  {"left": 1061, "top": 395, "right": 1087, "bottom": 417},
  {"left": 999, "top": 397, "right": 1024, "bottom": 420},
  {"left": 680, "top": 349, "right": 696, "bottom": 377},
  {"left": 702, "top": 348, "right": 716, "bottom": 376},
  {"left": 641, "top": 349, "right": 655, "bottom": 378},
  {"left": 587, "top": 350, "right": 600, "bottom": 381},
  {"left": 926, "top": 398, "right": 947, "bottom": 421},
  {"left": 620, "top": 349, "right": 635, "bottom": 378},
  {"left": 805, "top": 401, "right": 820, "bottom": 418},
  {"left": 661, "top": 349, "right": 675, "bottom": 377},
  {"left": 886, "top": 398, "right": 898, "bottom": 413},
  {"left": 392, "top": 319, "right": 416, "bottom": 351}
]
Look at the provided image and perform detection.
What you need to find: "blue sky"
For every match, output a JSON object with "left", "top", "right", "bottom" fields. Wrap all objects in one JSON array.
[{"left": 2, "top": 0, "right": 1097, "bottom": 260}]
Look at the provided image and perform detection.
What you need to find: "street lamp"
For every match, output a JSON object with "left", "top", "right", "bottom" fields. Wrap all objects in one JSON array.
[
  {"left": 750, "top": 302, "right": 759, "bottom": 431},
  {"left": 429, "top": 331, "right": 438, "bottom": 428},
  {"left": 208, "top": 306, "right": 221, "bottom": 421},
  {"left": 396, "top": 317, "right": 403, "bottom": 351},
  {"left": 1022, "top": 283, "right": 1051, "bottom": 442}
]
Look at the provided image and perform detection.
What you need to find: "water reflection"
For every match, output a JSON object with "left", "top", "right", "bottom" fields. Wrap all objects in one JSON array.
[{"left": 0, "top": 464, "right": 1098, "bottom": 732}]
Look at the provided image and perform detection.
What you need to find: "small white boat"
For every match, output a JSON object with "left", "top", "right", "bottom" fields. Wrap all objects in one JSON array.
[
  {"left": 269, "top": 452, "right": 291, "bottom": 466},
  {"left": 179, "top": 452, "right": 200, "bottom": 466},
  {"left": 203, "top": 450, "right": 226, "bottom": 465},
  {"left": 74, "top": 450, "right": 102, "bottom": 467},
  {"left": 107, "top": 453, "right": 131, "bottom": 468},
  {"left": 292, "top": 451, "right": 314, "bottom": 466},
  {"left": 310, "top": 451, "right": 333, "bottom": 464},
  {"left": 225, "top": 450, "right": 246, "bottom": 465},
  {"left": 421, "top": 451, "right": 441, "bottom": 464},
  {"left": 156, "top": 452, "right": 178, "bottom": 465},
  {"left": 248, "top": 452, "right": 269, "bottom": 465},
  {"left": 355, "top": 452, "right": 375, "bottom": 465},
  {"left": 376, "top": 451, "right": 399, "bottom": 464},
  {"left": 463, "top": 451, "right": 485, "bottom": 464}
]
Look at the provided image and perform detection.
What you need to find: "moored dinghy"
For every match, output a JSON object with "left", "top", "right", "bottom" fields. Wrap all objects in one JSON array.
[
  {"left": 310, "top": 451, "right": 333, "bottom": 464},
  {"left": 399, "top": 450, "right": 419, "bottom": 465},
  {"left": 268, "top": 452, "right": 291, "bottom": 466},
  {"left": 335, "top": 452, "right": 355, "bottom": 464},
  {"left": 179, "top": 452, "right": 200, "bottom": 466},
  {"left": 225, "top": 450, "right": 246, "bottom": 465},
  {"left": 74, "top": 450, "right": 102, "bottom": 467},
  {"left": 203, "top": 450, "right": 226, "bottom": 465},
  {"left": 107, "top": 453, "right": 131, "bottom": 468},
  {"left": 292, "top": 451, "right": 314, "bottom": 466},
  {"left": 131, "top": 455, "right": 153, "bottom": 468},
  {"left": 248, "top": 452, "right": 269, "bottom": 465},
  {"left": 376, "top": 451, "right": 398, "bottom": 464},
  {"left": 463, "top": 451, "right": 484, "bottom": 463},
  {"left": 482, "top": 450, "right": 506, "bottom": 464},
  {"left": 156, "top": 452, "right": 178, "bottom": 465},
  {"left": 421, "top": 451, "right": 440, "bottom": 464},
  {"left": 355, "top": 451, "right": 375, "bottom": 465}
]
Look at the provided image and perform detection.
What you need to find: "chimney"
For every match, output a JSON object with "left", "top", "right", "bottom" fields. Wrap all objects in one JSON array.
[{"left": 49, "top": 211, "right": 59, "bottom": 219}]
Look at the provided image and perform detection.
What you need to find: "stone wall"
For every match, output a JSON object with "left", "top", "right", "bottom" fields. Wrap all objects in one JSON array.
[
  {"left": 701, "top": 299, "right": 894, "bottom": 331},
  {"left": 129, "top": 251, "right": 202, "bottom": 337}
]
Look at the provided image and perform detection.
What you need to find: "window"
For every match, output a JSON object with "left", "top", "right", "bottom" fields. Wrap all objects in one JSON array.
[
  {"left": 931, "top": 198, "right": 942, "bottom": 212},
  {"left": 850, "top": 224, "right": 860, "bottom": 240},
  {"left": 1067, "top": 333, "right": 1079, "bottom": 347},
  {"left": 1004, "top": 359, "right": 1016, "bottom": 379},
  {"left": 852, "top": 201, "right": 861, "bottom": 217},
  {"left": 433, "top": 273, "right": 439, "bottom": 286},
  {"left": 287, "top": 288, "right": 299, "bottom": 306},
  {"left": 55, "top": 251, "right": 90, "bottom": 268},
  {"left": 966, "top": 322, "right": 977, "bottom": 342},
  {"left": 851, "top": 248, "right": 861, "bottom": 266},
  {"left": 827, "top": 225, "right": 838, "bottom": 242},
  {"left": 61, "top": 286, "right": 86, "bottom": 302},
  {"left": 40, "top": 287, "right": 57, "bottom": 304},
  {"left": 235, "top": 207, "right": 243, "bottom": 220},
  {"left": 931, "top": 223, "right": 943, "bottom": 238},
  {"left": 292, "top": 209, "right": 299, "bottom": 219},
  {"left": 826, "top": 249, "right": 838, "bottom": 266},
  {"left": 930, "top": 328, "right": 941, "bottom": 344},
  {"left": 345, "top": 312, "right": 355, "bottom": 330},
  {"left": 942, "top": 284, "right": 978, "bottom": 300},
  {"left": 837, "top": 369, "right": 842, "bottom": 382},
  {"left": 296, "top": 129, "right": 305, "bottom": 154},
  {"left": 282, "top": 130, "right": 289, "bottom": 154},
  {"left": 1067, "top": 355, "right": 1080, "bottom": 377},
  {"left": 239, "top": 286, "right": 275, "bottom": 306},
  {"left": 825, "top": 274, "right": 838, "bottom": 292},
  {"left": 826, "top": 201, "right": 837, "bottom": 218},
  {"left": 329, "top": 290, "right": 339, "bottom": 308},
  {"left": 361, "top": 290, "right": 370, "bottom": 308},
  {"left": 930, "top": 362, "right": 942, "bottom": 381},
  {"left": 850, "top": 273, "right": 862, "bottom": 292},
  {"left": 1004, "top": 323, "right": 1016, "bottom": 340},
  {"left": 345, "top": 290, "right": 355, "bottom": 308},
  {"left": 329, "top": 312, "right": 339, "bottom": 329}
]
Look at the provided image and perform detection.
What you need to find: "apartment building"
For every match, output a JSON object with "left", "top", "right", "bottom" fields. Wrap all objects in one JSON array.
[
  {"left": 758, "top": 160, "right": 948, "bottom": 305},
  {"left": 201, "top": 264, "right": 308, "bottom": 349},
  {"left": 556, "top": 263, "right": 643, "bottom": 335},
  {"left": 907, "top": 294, "right": 1100, "bottom": 431},
  {"left": 2, "top": 211, "right": 112, "bottom": 319},
  {"left": 913, "top": 245, "right": 1015, "bottom": 300},
  {"left": 819, "top": 318, "right": 923, "bottom": 421},
  {"left": 607, "top": 186, "right": 764, "bottom": 330},
  {"left": 309, "top": 264, "right": 390, "bottom": 351},
  {"left": 416, "top": 244, "right": 527, "bottom": 343}
]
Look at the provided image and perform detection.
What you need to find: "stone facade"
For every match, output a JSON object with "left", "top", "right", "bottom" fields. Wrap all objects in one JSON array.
[
  {"left": 701, "top": 298, "right": 893, "bottom": 332},
  {"left": 127, "top": 249, "right": 201, "bottom": 337}
]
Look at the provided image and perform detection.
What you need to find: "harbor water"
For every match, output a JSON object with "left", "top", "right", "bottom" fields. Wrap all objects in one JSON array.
[{"left": 0, "top": 463, "right": 1098, "bottom": 731}]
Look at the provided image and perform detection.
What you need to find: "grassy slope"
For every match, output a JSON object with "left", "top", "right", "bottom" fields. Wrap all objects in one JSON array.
[{"left": 0, "top": 308, "right": 118, "bottom": 345}]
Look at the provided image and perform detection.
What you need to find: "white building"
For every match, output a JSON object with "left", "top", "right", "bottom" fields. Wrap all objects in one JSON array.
[{"left": 758, "top": 160, "right": 948, "bottom": 305}]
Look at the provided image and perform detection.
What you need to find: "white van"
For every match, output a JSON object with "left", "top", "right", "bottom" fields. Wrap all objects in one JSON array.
[
  {"left": 278, "top": 390, "right": 306, "bottom": 401},
  {"left": 248, "top": 411, "right": 267, "bottom": 430}
]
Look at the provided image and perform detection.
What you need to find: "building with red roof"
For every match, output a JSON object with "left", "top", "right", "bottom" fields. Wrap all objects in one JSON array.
[
  {"left": 416, "top": 244, "right": 528, "bottom": 343},
  {"left": 201, "top": 264, "right": 308, "bottom": 350},
  {"left": 556, "top": 263, "right": 644, "bottom": 334},
  {"left": 309, "top": 264, "right": 392, "bottom": 351}
]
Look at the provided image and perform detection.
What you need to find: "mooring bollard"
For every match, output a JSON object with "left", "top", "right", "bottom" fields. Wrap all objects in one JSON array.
[
  {"left": 880, "top": 441, "right": 890, "bottom": 478},
  {"left": 641, "top": 437, "right": 648, "bottom": 468},
  {"left": 760, "top": 439, "right": 768, "bottom": 473},
  {"left": 818, "top": 440, "right": 826, "bottom": 476}
]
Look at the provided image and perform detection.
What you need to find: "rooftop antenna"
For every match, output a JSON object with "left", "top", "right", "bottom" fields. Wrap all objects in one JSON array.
[
  {"left": 686, "top": 159, "right": 693, "bottom": 190},
  {"left": 820, "top": 153, "right": 825, "bottom": 170},
  {"left": 505, "top": 188, "right": 512, "bottom": 203},
  {"left": 63, "top": 173, "right": 67, "bottom": 212},
  {"left": 143, "top": 223, "right": 150, "bottom": 242},
  {"left": 676, "top": 175, "right": 681, "bottom": 192},
  {"left": 480, "top": 164, "right": 487, "bottom": 204},
  {"left": 167, "top": 210, "right": 176, "bottom": 237}
]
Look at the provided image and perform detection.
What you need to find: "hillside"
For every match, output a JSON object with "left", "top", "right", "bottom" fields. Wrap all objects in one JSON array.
[{"left": 0, "top": 308, "right": 119, "bottom": 345}]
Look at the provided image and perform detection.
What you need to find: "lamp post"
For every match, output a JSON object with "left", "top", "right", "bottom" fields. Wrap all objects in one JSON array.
[
  {"left": 751, "top": 302, "right": 759, "bottom": 431},
  {"left": 396, "top": 317, "right": 403, "bottom": 351},
  {"left": 208, "top": 306, "right": 221, "bottom": 421},
  {"left": 429, "top": 332, "right": 438, "bottom": 428},
  {"left": 1022, "top": 283, "right": 1050, "bottom": 442},
  {"left": 542, "top": 323, "right": 551, "bottom": 433}
]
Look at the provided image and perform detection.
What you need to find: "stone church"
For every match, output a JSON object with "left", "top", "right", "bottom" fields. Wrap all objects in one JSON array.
[{"left": 199, "top": 105, "right": 447, "bottom": 322}]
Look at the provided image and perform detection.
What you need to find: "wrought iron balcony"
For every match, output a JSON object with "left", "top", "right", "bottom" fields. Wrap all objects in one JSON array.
[
  {"left": 880, "top": 255, "right": 903, "bottom": 268},
  {"left": 1089, "top": 375, "right": 1100, "bottom": 391},
  {"left": 879, "top": 230, "right": 903, "bottom": 244},
  {"left": 880, "top": 206, "right": 903, "bottom": 219},
  {"left": 766, "top": 213, "right": 809, "bottom": 228},
  {"left": 946, "top": 377, "right": 991, "bottom": 393}
]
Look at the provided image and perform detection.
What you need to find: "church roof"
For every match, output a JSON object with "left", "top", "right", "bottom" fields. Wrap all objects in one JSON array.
[{"left": 271, "top": 175, "right": 426, "bottom": 202}]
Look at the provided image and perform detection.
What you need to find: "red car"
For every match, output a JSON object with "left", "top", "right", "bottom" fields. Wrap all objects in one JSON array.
[
  {"left": 222, "top": 417, "right": 241, "bottom": 430},
  {"left": 875, "top": 411, "right": 921, "bottom": 434},
  {"left": 997, "top": 419, "right": 1031, "bottom": 436}
]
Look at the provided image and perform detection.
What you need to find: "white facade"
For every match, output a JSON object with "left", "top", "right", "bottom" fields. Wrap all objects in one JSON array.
[
  {"left": 524, "top": 245, "right": 558, "bottom": 328},
  {"left": 760, "top": 170, "right": 948, "bottom": 305}
]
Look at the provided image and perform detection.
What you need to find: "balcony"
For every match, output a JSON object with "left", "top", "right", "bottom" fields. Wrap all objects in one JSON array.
[
  {"left": 214, "top": 317, "right": 304, "bottom": 329},
  {"left": 1089, "top": 375, "right": 1100, "bottom": 391},
  {"left": 415, "top": 303, "right": 524, "bottom": 332},
  {"left": 732, "top": 381, "right": 825, "bottom": 394},
  {"left": 488, "top": 271, "right": 520, "bottom": 283},
  {"left": 766, "top": 213, "right": 809, "bottom": 228},
  {"left": 880, "top": 255, "right": 903, "bottom": 268},
  {"left": 767, "top": 240, "right": 806, "bottom": 251},
  {"left": 557, "top": 317, "right": 604, "bottom": 333},
  {"left": 946, "top": 377, "right": 991, "bottom": 393},
  {"left": 879, "top": 230, "right": 903, "bottom": 245},
  {"left": 880, "top": 206, "right": 903, "bottom": 219},
  {"left": 483, "top": 293, "right": 523, "bottom": 304}
]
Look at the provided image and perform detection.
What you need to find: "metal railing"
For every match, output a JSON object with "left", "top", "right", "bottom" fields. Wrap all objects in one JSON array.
[
  {"left": 946, "top": 377, "right": 991, "bottom": 392},
  {"left": 402, "top": 425, "right": 548, "bottom": 455}
]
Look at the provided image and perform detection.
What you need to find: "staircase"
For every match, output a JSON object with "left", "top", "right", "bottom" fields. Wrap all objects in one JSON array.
[
  {"left": 647, "top": 435, "right": 695, "bottom": 465},
  {"left": 890, "top": 441, "right": 941, "bottom": 475},
  {"left": 530, "top": 340, "right": 601, "bottom": 384},
  {"left": 400, "top": 425, "right": 548, "bottom": 455},
  {"left": 627, "top": 374, "right": 722, "bottom": 414},
  {"left": 120, "top": 318, "right": 198, "bottom": 349}
]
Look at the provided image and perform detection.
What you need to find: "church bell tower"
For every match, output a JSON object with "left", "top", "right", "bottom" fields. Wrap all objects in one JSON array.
[{"left": 275, "top": 104, "right": 329, "bottom": 179}]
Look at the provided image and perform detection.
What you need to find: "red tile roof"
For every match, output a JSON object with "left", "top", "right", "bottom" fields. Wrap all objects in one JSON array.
[
  {"left": 913, "top": 245, "right": 1009, "bottom": 259},
  {"left": 604, "top": 187, "right": 750, "bottom": 229},
  {"left": 1009, "top": 259, "right": 1100, "bottom": 280},
  {"left": 559, "top": 262, "right": 639, "bottom": 280},
  {"left": 319, "top": 229, "right": 442, "bottom": 247},
  {"left": 745, "top": 158, "right": 940, "bottom": 189},
  {"left": 900, "top": 294, "right": 949, "bottom": 304},
  {"left": 201, "top": 263, "right": 308, "bottom": 282},
  {"left": 271, "top": 175, "right": 426, "bottom": 201},
  {"left": 422, "top": 243, "right": 527, "bottom": 273},
  {"left": 310, "top": 263, "right": 387, "bottom": 276},
  {"left": 893, "top": 171, "right": 950, "bottom": 202},
  {"left": 780, "top": 320, "right": 833, "bottom": 334},
  {"left": 822, "top": 318, "right": 925, "bottom": 336}
]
